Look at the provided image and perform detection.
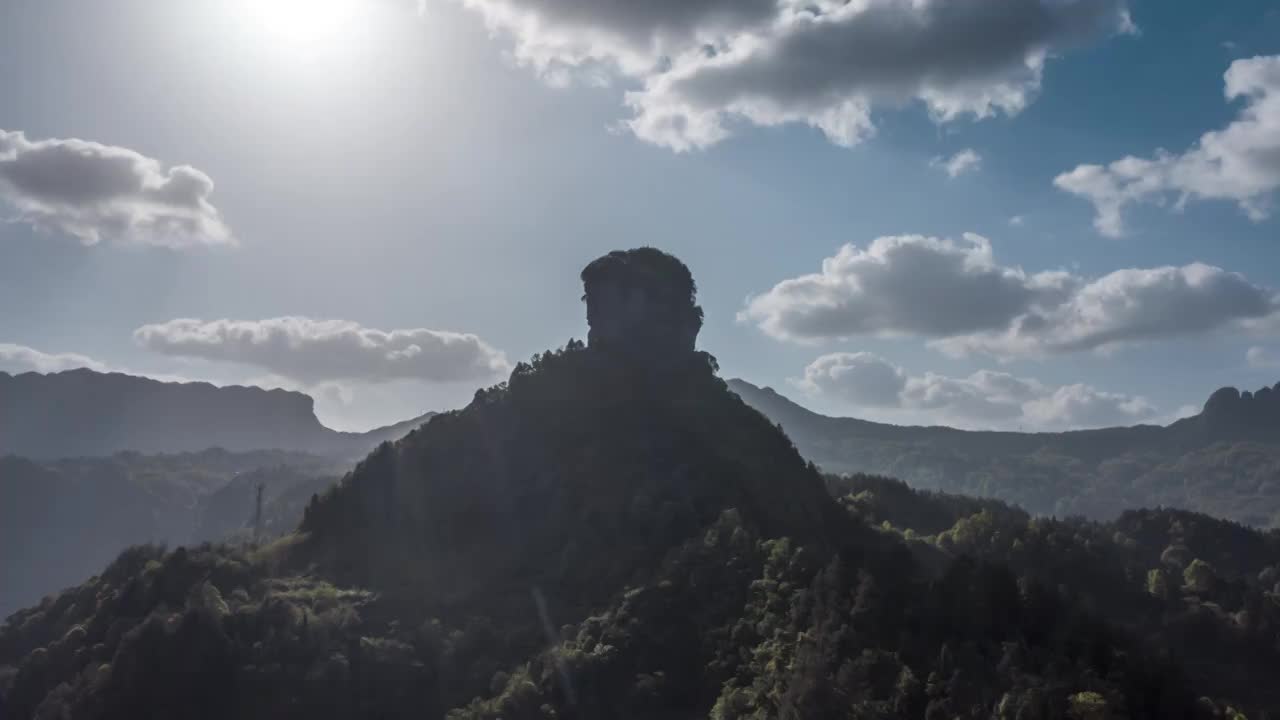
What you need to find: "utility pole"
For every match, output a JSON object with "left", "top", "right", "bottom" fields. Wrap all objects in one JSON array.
[{"left": 253, "top": 483, "right": 265, "bottom": 544}]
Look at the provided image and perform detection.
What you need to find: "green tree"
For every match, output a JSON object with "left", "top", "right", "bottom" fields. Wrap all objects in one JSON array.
[
  {"left": 1183, "top": 558, "right": 1218, "bottom": 594},
  {"left": 1068, "top": 691, "right": 1108, "bottom": 720},
  {"left": 1146, "top": 568, "right": 1170, "bottom": 599}
]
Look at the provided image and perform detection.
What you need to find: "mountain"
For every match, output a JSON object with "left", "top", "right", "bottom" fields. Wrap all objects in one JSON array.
[
  {"left": 0, "top": 368, "right": 435, "bottom": 460},
  {"left": 729, "top": 378, "right": 1280, "bottom": 527},
  {"left": 0, "top": 449, "right": 344, "bottom": 621},
  {"left": 0, "top": 249, "right": 1273, "bottom": 718}
]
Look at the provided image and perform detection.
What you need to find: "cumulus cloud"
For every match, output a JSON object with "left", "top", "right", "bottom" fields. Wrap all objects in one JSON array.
[
  {"left": 790, "top": 352, "right": 907, "bottom": 407},
  {"left": 455, "top": 0, "right": 1134, "bottom": 151},
  {"left": 793, "top": 351, "right": 1155, "bottom": 429},
  {"left": 940, "top": 262, "right": 1280, "bottom": 358},
  {"left": 133, "top": 317, "right": 510, "bottom": 385},
  {"left": 931, "top": 149, "right": 982, "bottom": 178},
  {"left": 0, "top": 343, "right": 109, "bottom": 374},
  {"left": 743, "top": 233, "right": 1280, "bottom": 358},
  {"left": 740, "top": 233, "right": 1075, "bottom": 344},
  {"left": 1055, "top": 54, "right": 1280, "bottom": 236},
  {"left": 0, "top": 129, "right": 232, "bottom": 247}
]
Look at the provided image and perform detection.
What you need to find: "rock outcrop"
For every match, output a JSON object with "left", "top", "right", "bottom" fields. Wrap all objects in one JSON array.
[
  {"left": 581, "top": 247, "right": 703, "bottom": 362},
  {"left": 1202, "top": 382, "right": 1280, "bottom": 427}
]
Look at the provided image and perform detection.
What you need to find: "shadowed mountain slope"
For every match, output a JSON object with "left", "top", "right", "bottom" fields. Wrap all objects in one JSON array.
[
  {"left": 0, "top": 450, "right": 343, "bottom": 621},
  {"left": 0, "top": 368, "right": 433, "bottom": 460},
  {"left": 729, "top": 379, "right": 1280, "bottom": 526}
]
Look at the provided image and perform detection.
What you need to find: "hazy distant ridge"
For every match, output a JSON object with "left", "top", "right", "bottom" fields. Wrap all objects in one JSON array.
[
  {"left": 728, "top": 378, "right": 1280, "bottom": 525},
  {"left": 0, "top": 368, "right": 432, "bottom": 459}
]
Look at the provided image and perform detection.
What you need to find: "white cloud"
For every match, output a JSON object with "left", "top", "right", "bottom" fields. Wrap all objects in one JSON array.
[
  {"left": 939, "top": 262, "right": 1280, "bottom": 358},
  {"left": 790, "top": 352, "right": 907, "bottom": 407},
  {"left": 743, "top": 234, "right": 1280, "bottom": 358},
  {"left": 931, "top": 149, "right": 982, "bottom": 178},
  {"left": 1020, "top": 382, "right": 1154, "bottom": 428},
  {"left": 0, "top": 129, "right": 232, "bottom": 247},
  {"left": 0, "top": 343, "right": 109, "bottom": 374},
  {"left": 455, "top": 0, "right": 1134, "bottom": 151},
  {"left": 0, "top": 343, "right": 202, "bottom": 385},
  {"left": 1055, "top": 54, "right": 1280, "bottom": 236},
  {"left": 1008, "top": 215, "right": 1026, "bottom": 226},
  {"left": 1247, "top": 346, "right": 1280, "bottom": 369},
  {"left": 793, "top": 351, "right": 1155, "bottom": 430},
  {"left": 133, "top": 317, "right": 510, "bottom": 385},
  {"left": 740, "top": 233, "right": 1075, "bottom": 344}
]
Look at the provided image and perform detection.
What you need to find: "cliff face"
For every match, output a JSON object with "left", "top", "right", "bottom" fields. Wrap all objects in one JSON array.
[
  {"left": 581, "top": 247, "right": 703, "bottom": 362},
  {"left": 0, "top": 369, "right": 432, "bottom": 459}
]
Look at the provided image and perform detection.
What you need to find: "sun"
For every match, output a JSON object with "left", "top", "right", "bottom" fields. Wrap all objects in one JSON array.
[{"left": 240, "top": 0, "right": 362, "bottom": 59}]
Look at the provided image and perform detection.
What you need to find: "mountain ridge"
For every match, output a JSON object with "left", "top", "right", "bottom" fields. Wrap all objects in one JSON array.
[
  {"left": 0, "top": 367, "right": 434, "bottom": 460},
  {"left": 728, "top": 377, "right": 1280, "bottom": 441},
  {"left": 728, "top": 378, "right": 1280, "bottom": 525}
]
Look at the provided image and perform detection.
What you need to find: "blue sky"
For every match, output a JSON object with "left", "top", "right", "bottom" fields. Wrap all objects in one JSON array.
[{"left": 1, "top": 0, "right": 1278, "bottom": 430}]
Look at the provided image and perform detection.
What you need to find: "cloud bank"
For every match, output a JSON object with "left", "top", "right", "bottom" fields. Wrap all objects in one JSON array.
[
  {"left": 0, "top": 344, "right": 109, "bottom": 374},
  {"left": 457, "top": 0, "right": 1134, "bottom": 150},
  {"left": 742, "top": 233, "right": 1280, "bottom": 358},
  {"left": 0, "top": 129, "right": 232, "bottom": 246},
  {"left": 793, "top": 351, "right": 1155, "bottom": 430},
  {"left": 1055, "top": 54, "right": 1280, "bottom": 236},
  {"left": 134, "top": 317, "right": 510, "bottom": 385}
]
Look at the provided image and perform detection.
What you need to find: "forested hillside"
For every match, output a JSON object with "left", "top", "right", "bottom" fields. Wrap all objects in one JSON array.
[
  {"left": 0, "top": 450, "right": 342, "bottom": 620},
  {"left": 731, "top": 379, "right": 1280, "bottom": 527},
  {"left": 1, "top": 249, "right": 1272, "bottom": 719}
]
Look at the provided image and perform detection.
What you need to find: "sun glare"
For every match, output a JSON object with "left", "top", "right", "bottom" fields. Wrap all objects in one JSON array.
[{"left": 239, "top": 0, "right": 362, "bottom": 59}]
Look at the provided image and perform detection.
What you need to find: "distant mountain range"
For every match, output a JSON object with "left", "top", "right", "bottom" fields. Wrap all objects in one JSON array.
[
  {"left": 728, "top": 378, "right": 1280, "bottom": 526},
  {"left": 0, "top": 368, "right": 434, "bottom": 459},
  {"left": 0, "top": 369, "right": 436, "bottom": 618}
]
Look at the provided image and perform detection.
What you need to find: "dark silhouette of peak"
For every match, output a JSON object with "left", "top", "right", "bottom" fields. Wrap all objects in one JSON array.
[
  {"left": 300, "top": 250, "right": 847, "bottom": 615},
  {"left": 1196, "top": 381, "right": 1280, "bottom": 429},
  {"left": 582, "top": 247, "right": 704, "bottom": 361},
  {"left": 0, "top": 368, "right": 434, "bottom": 459},
  {"left": 1204, "top": 386, "right": 1244, "bottom": 414}
]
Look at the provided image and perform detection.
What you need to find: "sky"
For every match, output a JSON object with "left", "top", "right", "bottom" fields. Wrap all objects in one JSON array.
[{"left": 1, "top": 0, "right": 1278, "bottom": 432}]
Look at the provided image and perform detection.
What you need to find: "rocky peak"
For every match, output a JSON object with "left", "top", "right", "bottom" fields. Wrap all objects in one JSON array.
[
  {"left": 1201, "top": 381, "right": 1280, "bottom": 427},
  {"left": 580, "top": 247, "right": 703, "bottom": 362}
]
